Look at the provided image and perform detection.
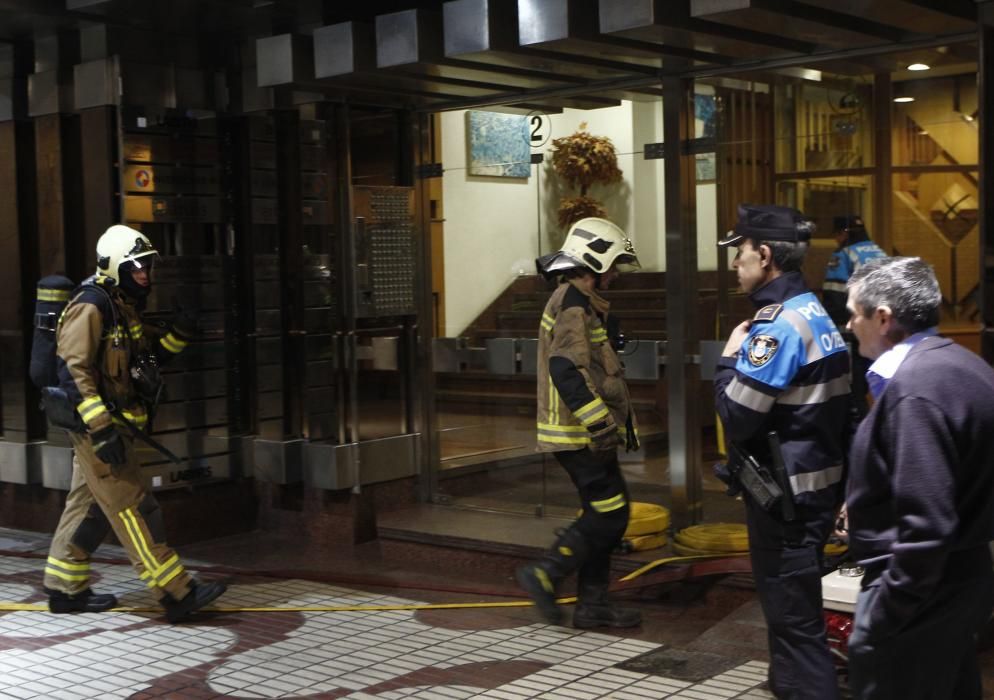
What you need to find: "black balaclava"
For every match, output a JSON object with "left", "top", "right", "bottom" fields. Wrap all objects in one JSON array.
[{"left": 118, "top": 259, "right": 152, "bottom": 300}]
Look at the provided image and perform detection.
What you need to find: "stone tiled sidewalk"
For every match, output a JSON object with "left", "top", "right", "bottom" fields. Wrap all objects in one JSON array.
[{"left": 0, "top": 529, "right": 778, "bottom": 700}]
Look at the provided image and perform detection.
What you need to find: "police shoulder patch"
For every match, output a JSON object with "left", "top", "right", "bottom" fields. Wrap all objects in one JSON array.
[
  {"left": 752, "top": 304, "right": 783, "bottom": 323},
  {"left": 747, "top": 334, "right": 779, "bottom": 367}
]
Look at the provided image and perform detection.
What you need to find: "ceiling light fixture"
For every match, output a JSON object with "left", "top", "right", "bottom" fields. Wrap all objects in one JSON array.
[
  {"left": 908, "top": 63, "right": 930, "bottom": 71},
  {"left": 893, "top": 96, "right": 915, "bottom": 103}
]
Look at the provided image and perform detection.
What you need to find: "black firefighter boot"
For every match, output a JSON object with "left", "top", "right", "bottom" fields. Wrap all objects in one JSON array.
[
  {"left": 515, "top": 527, "right": 589, "bottom": 625},
  {"left": 161, "top": 579, "right": 227, "bottom": 624},
  {"left": 46, "top": 587, "right": 118, "bottom": 614},
  {"left": 572, "top": 575, "right": 642, "bottom": 629}
]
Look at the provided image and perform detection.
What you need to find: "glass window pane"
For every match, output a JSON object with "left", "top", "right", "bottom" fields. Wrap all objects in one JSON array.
[
  {"left": 775, "top": 79, "right": 874, "bottom": 173},
  {"left": 892, "top": 74, "right": 977, "bottom": 168},
  {"left": 891, "top": 170, "right": 979, "bottom": 326}
]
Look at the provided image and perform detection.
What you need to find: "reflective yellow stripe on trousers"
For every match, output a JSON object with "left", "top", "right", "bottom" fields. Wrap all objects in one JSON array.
[
  {"left": 44, "top": 556, "right": 90, "bottom": 582},
  {"left": 590, "top": 493, "right": 627, "bottom": 513},
  {"left": 118, "top": 508, "right": 186, "bottom": 589}
]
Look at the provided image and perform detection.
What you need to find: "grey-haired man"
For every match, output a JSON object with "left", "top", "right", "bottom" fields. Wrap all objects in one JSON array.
[{"left": 845, "top": 256, "right": 994, "bottom": 700}]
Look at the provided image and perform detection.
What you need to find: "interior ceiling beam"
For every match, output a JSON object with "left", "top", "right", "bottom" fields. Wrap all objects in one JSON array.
[
  {"left": 306, "top": 13, "right": 619, "bottom": 111},
  {"left": 599, "top": 0, "right": 818, "bottom": 57},
  {"left": 310, "top": 13, "right": 617, "bottom": 109},
  {"left": 903, "top": 0, "right": 975, "bottom": 22},
  {"left": 441, "top": 56, "right": 589, "bottom": 86},
  {"left": 517, "top": 0, "right": 687, "bottom": 73},
  {"left": 418, "top": 28, "right": 975, "bottom": 113},
  {"left": 690, "top": 0, "right": 892, "bottom": 50},
  {"left": 737, "top": 0, "right": 906, "bottom": 43},
  {"left": 686, "top": 30, "right": 977, "bottom": 79},
  {"left": 594, "top": 32, "right": 736, "bottom": 66},
  {"left": 444, "top": 0, "right": 661, "bottom": 89}
]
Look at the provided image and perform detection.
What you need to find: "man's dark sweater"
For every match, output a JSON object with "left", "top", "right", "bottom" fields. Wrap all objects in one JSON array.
[{"left": 848, "top": 335, "right": 994, "bottom": 638}]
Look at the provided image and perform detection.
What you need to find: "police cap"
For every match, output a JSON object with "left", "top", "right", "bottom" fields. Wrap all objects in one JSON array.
[
  {"left": 718, "top": 204, "right": 815, "bottom": 247},
  {"left": 833, "top": 215, "right": 864, "bottom": 232}
]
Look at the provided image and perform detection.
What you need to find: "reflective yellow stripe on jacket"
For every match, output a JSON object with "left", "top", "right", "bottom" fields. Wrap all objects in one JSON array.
[
  {"left": 112, "top": 409, "right": 148, "bottom": 430},
  {"left": 574, "top": 397, "right": 609, "bottom": 427},
  {"left": 77, "top": 396, "right": 109, "bottom": 425},
  {"left": 159, "top": 331, "right": 187, "bottom": 354},
  {"left": 537, "top": 422, "right": 591, "bottom": 446}
]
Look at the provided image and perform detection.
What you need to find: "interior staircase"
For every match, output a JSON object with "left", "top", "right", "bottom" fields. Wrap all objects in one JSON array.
[{"left": 434, "top": 270, "right": 755, "bottom": 473}]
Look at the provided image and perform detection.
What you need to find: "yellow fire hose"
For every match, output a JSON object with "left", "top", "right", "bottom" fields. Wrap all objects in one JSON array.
[{"left": 0, "top": 514, "right": 845, "bottom": 614}]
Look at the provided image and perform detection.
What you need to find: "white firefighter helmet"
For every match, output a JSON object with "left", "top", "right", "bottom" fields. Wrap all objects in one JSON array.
[
  {"left": 536, "top": 217, "right": 641, "bottom": 279},
  {"left": 95, "top": 224, "right": 158, "bottom": 286}
]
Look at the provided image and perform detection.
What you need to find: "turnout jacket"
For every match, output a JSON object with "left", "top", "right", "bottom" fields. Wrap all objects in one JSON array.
[
  {"left": 56, "top": 279, "right": 188, "bottom": 434},
  {"left": 536, "top": 281, "right": 637, "bottom": 452},
  {"left": 847, "top": 336, "right": 994, "bottom": 637},
  {"left": 822, "top": 234, "right": 885, "bottom": 327},
  {"left": 714, "top": 272, "right": 850, "bottom": 510}
]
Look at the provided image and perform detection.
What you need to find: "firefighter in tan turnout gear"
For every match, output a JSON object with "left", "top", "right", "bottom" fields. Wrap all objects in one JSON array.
[
  {"left": 516, "top": 217, "right": 642, "bottom": 629},
  {"left": 43, "top": 224, "right": 226, "bottom": 622}
]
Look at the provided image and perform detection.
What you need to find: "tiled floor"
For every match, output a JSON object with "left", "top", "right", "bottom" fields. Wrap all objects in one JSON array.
[{"left": 0, "top": 529, "right": 778, "bottom": 700}]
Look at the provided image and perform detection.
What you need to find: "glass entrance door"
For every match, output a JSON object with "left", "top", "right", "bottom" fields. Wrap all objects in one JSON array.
[{"left": 428, "top": 96, "right": 671, "bottom": 516}]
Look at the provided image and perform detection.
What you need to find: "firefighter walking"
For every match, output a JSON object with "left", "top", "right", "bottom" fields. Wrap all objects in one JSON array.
[
  {"left": 516, "top": 217, "right": 642, "bottom": 629},
  {"left": 42, "top": 224, "right": 226, "bottom": 622}
]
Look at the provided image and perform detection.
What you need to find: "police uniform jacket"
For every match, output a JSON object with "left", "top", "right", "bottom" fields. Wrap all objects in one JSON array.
[
  {"left": 822, "top": 235, "right": 885, "bottom": 327},
  {"left": 56, "top": 279, "right": 188, "bottom": 434},
  {"left": 536, "top": 281, "right": 637, "bottom": 452},
  {"left": 847, "top": 336, "right": 994, "bottom": 637},
  {"left": 714, "top": 271, "right": 850, "bottom": 510}
]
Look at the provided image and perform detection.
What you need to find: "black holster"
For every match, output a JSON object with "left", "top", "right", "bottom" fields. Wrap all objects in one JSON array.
[{"left": 725, "top": 443, "right": 784, "bottom": 512}]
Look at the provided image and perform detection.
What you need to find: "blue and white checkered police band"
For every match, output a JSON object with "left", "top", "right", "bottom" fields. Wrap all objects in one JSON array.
[
  {"left": 823, "top": 240, "right": 886, "bottom": 294},
  {"left": 719, "top": 290, "right": 850, "bottom": 504},
  {"left": 733, "top": 293, "right": 847, "bottom": 392},
  {"left": 747, "top": 335, "right": 779, "bottom": 367}
]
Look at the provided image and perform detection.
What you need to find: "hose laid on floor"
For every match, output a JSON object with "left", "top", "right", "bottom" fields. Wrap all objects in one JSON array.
[
  {"left": 0, "top": 517, "right": 845, "bottom": 614},
  {"left": 0, "top": 545, "right": 746, "bottom": 614}
]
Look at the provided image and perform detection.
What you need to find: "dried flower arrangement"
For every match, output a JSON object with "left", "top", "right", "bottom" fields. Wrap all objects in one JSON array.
[{"left": 549, "top": 122, "right": 623, "bottom": 229}]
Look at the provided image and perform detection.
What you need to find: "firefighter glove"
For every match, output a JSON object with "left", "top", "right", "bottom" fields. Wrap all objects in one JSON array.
[
  {"left": 91, "top": 425, "right": 126, "bottom": 466},
  {"left": 588, "top": 419, "right": 621, "bottom": 452},
  {"left": 170, "top": 300, "right": 199, "bottom": 341}
]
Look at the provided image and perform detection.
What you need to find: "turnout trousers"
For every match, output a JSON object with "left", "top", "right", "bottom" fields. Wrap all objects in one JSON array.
[
  {"left": 745, "top": 497, "right": 839, "bottom": 700},
  {"left": 44, "top": 432, "right": 194, "bottom": 601},
  {"left": 556, "top": 448, "right": 631, "bottom": 591}
]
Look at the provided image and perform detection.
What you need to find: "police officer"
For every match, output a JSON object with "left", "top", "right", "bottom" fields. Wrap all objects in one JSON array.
[
  {"left": 714, "top": 205, "right": 850, "bottom": 699},
  {"left": 822, "top": 215, "right": 885, "bottom": 326},
  {"left": 516, "top": 217, "right": 642, "bottom": 629},
  {"left": 43, "top": 224, "right": 226, "bottom": 622},
  {"left": 822, "top": 215, "right": 885, "bottom": 415}
]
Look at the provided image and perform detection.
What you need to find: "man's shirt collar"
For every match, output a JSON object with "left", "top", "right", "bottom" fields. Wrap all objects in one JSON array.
[{"left": 866, "top": 328, "right": 938, "bottom": 398}]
